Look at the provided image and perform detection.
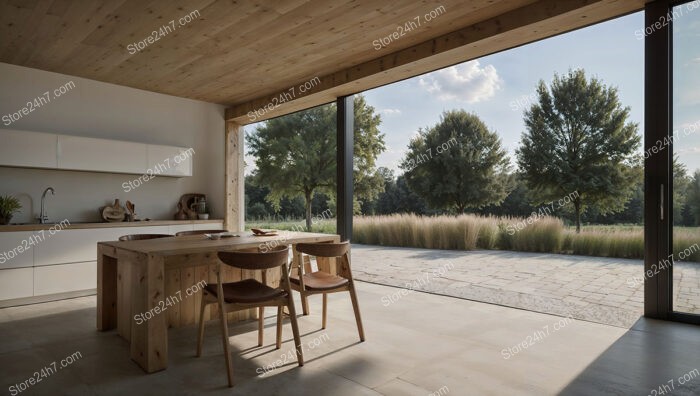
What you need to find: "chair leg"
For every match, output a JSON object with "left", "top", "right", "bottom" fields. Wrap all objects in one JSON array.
[
  {"left": 276, "top": 306, "right": 283, "bottom": 349},
  {"left": 286, "top": 295, "right": 304, "bottom": 366},
  {"left": 218, "top": 299, "right": 234, "bottom": 387},
  {"left": 301, "top": 293, "right": 310, "bottom": 316},
  {"left": 196, "top": 295, "right": 208, "bottom": 357},
  {"left": 322, "top": 293, "right": 327, "bottom": 329},
  {"left": 348, "top": 283, "right": 365, "bottom": 342},
  {"left": 257, "top": 307, "right": 264, "bottom": 347}
]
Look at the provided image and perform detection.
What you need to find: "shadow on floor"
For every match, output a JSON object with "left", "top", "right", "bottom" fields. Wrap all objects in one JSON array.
[{"left": 558, "top": 317, "right": 700, "bottom": 395}]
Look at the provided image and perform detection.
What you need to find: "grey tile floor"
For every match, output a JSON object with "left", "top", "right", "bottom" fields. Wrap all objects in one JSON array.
[
  {"left": 1, "top": 282, "right": 699, "bottom": 395},
  {"left": 351, "top": 245, "right": 700, "bottom": 327}
]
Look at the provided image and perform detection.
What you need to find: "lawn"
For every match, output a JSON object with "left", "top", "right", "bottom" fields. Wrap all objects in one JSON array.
[{"left": 247, "top": 214, "right": 700, "bottom": 262}]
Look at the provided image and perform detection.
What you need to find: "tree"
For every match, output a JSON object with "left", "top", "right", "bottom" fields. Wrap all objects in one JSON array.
[
  {"left": 516, "top": 69, "right": 641, "bottom": 232},
  {"left": 246, "top": 95, "right": 385, "bottom": 230},
  {"left": 401, "top": 110, "right": 510, "bottom": 213},
  {"left": 686, "top": 170, "right": 700, "bottom": 226},
  {"left": 475, "top": 173, "right": 536, "bottom": 218},
  {"left": 673, "top": 158, "right": 691, "bottom": 226},
  {"left": 372, "top": 169, "right": 428, "bottom": 215}
]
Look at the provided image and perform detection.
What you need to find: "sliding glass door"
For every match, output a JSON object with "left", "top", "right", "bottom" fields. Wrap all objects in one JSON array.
[{"left": 670, "top": 0, "right": 700, "bottom": 318}]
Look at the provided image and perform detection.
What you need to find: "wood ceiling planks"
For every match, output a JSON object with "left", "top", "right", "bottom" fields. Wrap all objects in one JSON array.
[{"left": 0, "top": 0, "right": 646, "bottom": 124}]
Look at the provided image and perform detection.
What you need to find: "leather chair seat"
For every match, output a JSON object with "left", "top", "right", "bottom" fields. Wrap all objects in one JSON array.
[
  {"left": 205, "top": 279, "right": 286, "bottom": 304},
  {"left": 290, "top": 271, "right": 349, "bottom": 291}
]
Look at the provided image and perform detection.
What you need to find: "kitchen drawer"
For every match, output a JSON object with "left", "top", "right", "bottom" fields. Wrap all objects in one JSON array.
[
  {"left": 0, "top": 267, "right": 33, "bottom": 300},
  {"left": 34, "top": 262, "right": 96, "bottom": 296},
  {"left": 0, "top": 231, "right": 34, "bottom": 269}
]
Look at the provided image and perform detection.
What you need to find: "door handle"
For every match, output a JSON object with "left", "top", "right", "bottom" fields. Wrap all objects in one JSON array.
[{"left": 660, "top": 184, "right": 664, "bottom": 221}]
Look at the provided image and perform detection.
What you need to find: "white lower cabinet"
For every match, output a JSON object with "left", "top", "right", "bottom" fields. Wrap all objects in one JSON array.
[
  {"left": 168, "top": 224, "right": 194, "bottom": 235},
  {"left": 34, "top": 262, "right": 96, "bottom": 295},
  {"left": 0, "top": 231, "right": 34, "bottom": 269},
  {"left": 34, "top": 228, "right": 121, "bottom": 266},
  {"left": 0, "top": 267, "right": 33, "bottom": 300},
  {"left": 0, "top": 222, "right": 223, "bottom": 304},
  {"left": 193, "top": 222, "right": 225, "bottom": 231}
]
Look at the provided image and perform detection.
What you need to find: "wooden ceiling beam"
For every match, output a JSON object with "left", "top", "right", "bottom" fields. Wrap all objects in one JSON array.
[{"left": 225, "top": 0, "right": 644, "bottom": 124}]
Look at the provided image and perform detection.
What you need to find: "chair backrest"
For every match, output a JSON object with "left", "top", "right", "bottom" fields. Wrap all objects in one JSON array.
[
  {"left": 296, "top": 241, "right": 349, "bottom": 257},
  {"left": 118, "top": 233, "right": 173, "bottom": 241},
  {"left": 217, "top": 245, "right": 289, "bottom": 271},
  {"left": 175, "top": 229, "right": 227, "bottom": 236}
]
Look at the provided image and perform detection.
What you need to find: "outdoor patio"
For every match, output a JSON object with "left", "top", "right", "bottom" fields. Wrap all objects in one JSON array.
[
  {"left": 2, "top": 281, "right": 700, "bottom": 395},
  {"left": 351, "top": 245, "right": 700, "bottom": 328}
]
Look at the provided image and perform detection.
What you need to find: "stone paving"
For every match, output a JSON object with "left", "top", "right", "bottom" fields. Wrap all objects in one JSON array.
[{"left": 350, "top": 245, "right": 700, "bottom": 328}]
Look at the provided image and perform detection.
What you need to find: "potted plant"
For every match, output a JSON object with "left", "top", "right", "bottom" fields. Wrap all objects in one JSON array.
[{"left": 0, "top": 195, "right": 22, "bottom": 225}]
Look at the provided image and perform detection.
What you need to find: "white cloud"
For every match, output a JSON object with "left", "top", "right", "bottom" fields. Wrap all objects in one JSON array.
[
  {"left": 380, "top": 108, "right": 402, "bottom": 115},
  {"left": 418, "top": 60, "right": 502, "bottom": 103},
  {"left": 677, "top": 146, "right": 700, "bottom": 155}
]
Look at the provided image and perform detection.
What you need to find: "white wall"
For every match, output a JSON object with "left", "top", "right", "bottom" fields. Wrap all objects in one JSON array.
[{"left": 0, "top": 62, "right": 226, "bottom": 224}]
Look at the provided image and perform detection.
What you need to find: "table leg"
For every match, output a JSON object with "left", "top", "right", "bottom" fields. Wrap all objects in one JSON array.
[
  {"left": 97, "top": 246, "right": 118, "bottom": 331},
  {"left": 130, "top": 253, "right": 168, "bottom": 373}
]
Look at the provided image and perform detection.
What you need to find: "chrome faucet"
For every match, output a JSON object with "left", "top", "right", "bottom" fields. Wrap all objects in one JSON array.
[{"left": 38, "top": 187, "right": 55, "bottom": 224}]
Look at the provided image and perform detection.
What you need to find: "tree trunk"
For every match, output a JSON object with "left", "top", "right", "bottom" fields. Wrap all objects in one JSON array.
[
  {"left": 304, "top": 190, "right": 312, "bottom": 231},
  {"left": 574, "top": 200, "right": 582, "bottom": 234}
]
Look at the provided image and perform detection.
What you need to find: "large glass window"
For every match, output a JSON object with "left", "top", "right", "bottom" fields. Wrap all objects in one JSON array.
[{"left": 671, "top": 1, "right": 700, "bottom": 316}]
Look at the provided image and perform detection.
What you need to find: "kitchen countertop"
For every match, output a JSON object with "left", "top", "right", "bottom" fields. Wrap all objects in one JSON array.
[{"left": 0, "top": 219, "right": 224, "bottom": 232}]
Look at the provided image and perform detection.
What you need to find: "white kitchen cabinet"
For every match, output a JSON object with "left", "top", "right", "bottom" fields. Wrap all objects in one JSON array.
[
  {"left": 57, "top": 135, "right": 148, "bottom": 174},
  {"left": 0, "top": 222, "right": 221, "bottom": 303},
  {"left": 1, "top": 129, "right": 192, "bottom": 177},
  {"left": 193, "top": 222, "right": 225, "bottom": 231},
  {"left": 147, "top": 145, "right": 193, "bottom": 177},
  {"left": 0, "top": 268, "right": 33, "bottom": 300},
  {"left": 0, "top": 129, "right": 57, "bottom": 169},
  {"left": 33, "top": 226, "right": 166, "bottom": 266},
  {"left": 0, "top": 231, "right": 34, "bottom": 269},
  {"left": 168, "top": 224, "right": 194, "bottom": 235},
  {"left": 34, "top": 262, "right": 96, "bottom": 295}
]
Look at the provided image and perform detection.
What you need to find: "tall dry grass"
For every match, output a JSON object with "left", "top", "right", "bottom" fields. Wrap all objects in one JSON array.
[
  {"left": 353, "top": 214, "right": 499, "bottom": 250},
  {"left": 352, "top": 214, "right": 700, "bottom": 262}
]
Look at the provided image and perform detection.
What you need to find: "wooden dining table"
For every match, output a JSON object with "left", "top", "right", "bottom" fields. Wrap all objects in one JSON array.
[{"left": 96, "top": 231, "right": 339, "bottom": 373}]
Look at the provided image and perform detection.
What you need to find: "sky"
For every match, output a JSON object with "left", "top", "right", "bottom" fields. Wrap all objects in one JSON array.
[{"left": 246, "top": 8, "right": 700, "bottom": 177}]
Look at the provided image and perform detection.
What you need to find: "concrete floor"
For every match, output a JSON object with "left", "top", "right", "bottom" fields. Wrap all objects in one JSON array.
[
  {"left": 351, "top": 245, "right": 700, "bottom": 327},
  {"left": 1, "top": 282, "right": 699, "bottom": 395}
]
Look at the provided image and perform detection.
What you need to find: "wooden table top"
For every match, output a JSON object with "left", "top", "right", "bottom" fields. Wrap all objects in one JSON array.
[{"left": 98, "top": 231, "right": 339, "bottom": 256}]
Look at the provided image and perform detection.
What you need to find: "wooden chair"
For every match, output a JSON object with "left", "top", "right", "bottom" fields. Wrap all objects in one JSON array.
[
  {"left": 175, "top": 229, "right": 227, "bottom": 236},
  {"left": 118, "top": 233, "right": 172, "bottom": 241},
  {"left": 197, "top": 245, "right": 303, "bottom": 387},
  {"left": 291, "top": 241, "right": 365, "bottom": 341}
]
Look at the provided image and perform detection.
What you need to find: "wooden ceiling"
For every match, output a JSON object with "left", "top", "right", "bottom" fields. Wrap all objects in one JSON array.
[{"left": 0, "top": 0, "right": 647, "bottom": 125}]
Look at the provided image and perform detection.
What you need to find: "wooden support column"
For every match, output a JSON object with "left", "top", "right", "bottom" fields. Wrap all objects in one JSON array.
[
  {"left": 225, "top": 121, "right": 245, "bottom": 232},
  {"left": 337, "top": 95, "right": 354, "bottom": 242}
]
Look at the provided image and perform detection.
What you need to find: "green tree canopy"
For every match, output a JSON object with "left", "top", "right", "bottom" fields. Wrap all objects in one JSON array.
[
  {"left": 401, "top": 110, "right": 510, "bottom": 213},
  {"left": 516, "top": 69, "right": 641, "bottom": 232},
  {"left": 686, "top": 170, "right": 700, "bottom": 226},
  {"left": 246, "top": 95, "right": 385, "bottom": 230},
  {"left": 673, "top": 157, "right": 691, "bottom": 226}
]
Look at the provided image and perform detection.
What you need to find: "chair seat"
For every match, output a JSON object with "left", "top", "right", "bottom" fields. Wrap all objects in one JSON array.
[
  {"left": 290, "top": 271, "right": 349, "bottom": 291},
  {"left": 205, "top": 279, "right": 286, "bottom": 304}
]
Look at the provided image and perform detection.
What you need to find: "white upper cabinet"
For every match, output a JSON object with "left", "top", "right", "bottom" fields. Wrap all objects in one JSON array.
[
  {"left": 58, "top": 135, "right": 148, "bottom": 174},
  {"left": 146, "top": 145, "right": 193, "bottom": 177},
  {"left": 0, "top": 129, "right": 58, "bottom": 169},
  {"left": 0, "top": 129, "right": 191, "bottom": 177}
]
